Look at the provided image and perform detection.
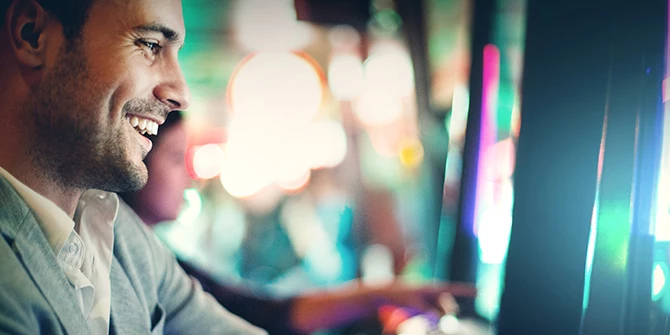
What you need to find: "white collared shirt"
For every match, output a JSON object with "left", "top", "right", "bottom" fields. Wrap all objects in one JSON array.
[{"left": 0, "top": 167, "right": 118, "bottom": 335}]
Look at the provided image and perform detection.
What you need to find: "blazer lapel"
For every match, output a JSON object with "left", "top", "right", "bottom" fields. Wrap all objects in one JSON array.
[
  {"left": 109, "top": 258, "right": 149, "bottom": 334},
  {"left": 0, "top": 177, "right": 88, "bottom": 335}
]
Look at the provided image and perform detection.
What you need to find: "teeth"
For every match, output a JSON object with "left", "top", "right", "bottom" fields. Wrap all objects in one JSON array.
[
  {"left": 148, "top": 121, "right": 158, "bottom": 135},
  {"left": 128, "top": 115, "right": 160, "bottom": 136}
]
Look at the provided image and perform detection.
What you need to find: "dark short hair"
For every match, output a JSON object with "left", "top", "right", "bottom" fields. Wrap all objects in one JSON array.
[{"left": 1, "top": 0, "right": 95, "bottom": 41}]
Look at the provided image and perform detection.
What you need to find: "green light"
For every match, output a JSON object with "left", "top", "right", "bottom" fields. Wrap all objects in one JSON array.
[
  {"left": 595, "top": 202, "right": 632, "bottom": 272},
  {"left": 653, "top": 262, "right": 667, "bottom": 300},
  {"left": 177, "top": 188, "right": 203, "bottom": 225},
  {"left": 373, "top": 9, "right": 402, "bottom": 32}
]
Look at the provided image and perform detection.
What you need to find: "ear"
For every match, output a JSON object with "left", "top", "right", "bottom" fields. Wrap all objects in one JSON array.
[{"left": 6, "top": 0, "right": 52, "bottom": 69}]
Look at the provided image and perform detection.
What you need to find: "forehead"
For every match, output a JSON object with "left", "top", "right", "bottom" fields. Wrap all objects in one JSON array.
[{"left": 86, "top": 0, "right": 186, "bottom": 41}]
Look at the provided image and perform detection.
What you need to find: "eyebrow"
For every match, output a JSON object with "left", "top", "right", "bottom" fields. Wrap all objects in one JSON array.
[{"left": 133, "top": 23, "right": 183, "bottom": 47}]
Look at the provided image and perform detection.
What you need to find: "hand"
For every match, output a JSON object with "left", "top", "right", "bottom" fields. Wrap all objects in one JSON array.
[
  {"left": 289, "top": 280, "right": 476, "bottom": 333},
  {"left": 365, "top": 280, "right": 476, "bottom": 315}
]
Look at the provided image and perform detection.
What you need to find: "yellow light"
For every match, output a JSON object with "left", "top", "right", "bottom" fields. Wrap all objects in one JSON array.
[{"left": 397, "top": 137, "right": 424, "bottom": 168}]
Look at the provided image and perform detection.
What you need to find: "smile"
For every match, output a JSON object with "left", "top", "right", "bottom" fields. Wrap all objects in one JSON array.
[{"left": 126, "top": 115, "right": 159, "bottom": 136}]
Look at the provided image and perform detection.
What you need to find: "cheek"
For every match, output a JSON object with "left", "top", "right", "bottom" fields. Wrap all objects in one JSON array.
[{"left": 103, "top": 60, "right": 155, "bottom": 121}]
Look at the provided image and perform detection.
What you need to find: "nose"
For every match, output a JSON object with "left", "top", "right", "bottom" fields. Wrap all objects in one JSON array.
[{"left": 154, "top": 57, "right": 191, "bottom": 111}]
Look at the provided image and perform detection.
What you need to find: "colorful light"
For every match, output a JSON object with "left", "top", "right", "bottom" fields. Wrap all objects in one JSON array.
[
  {"left": 448, "top": 84, "right": 470, "bottom": 143},
  {"left": 177, "top": 188, "right": 203, "bottom": 226},
  {"left": 653, "top": 262, "right": 667, "bottom": 300},
  {"left": 363, "top": 42, "right": 415, "bottom": 97},
  {"left": 354, "top": 91, "right": 404, "bottom": 126},
  {"left": 361, "top": 244, "right": 395, "bottom": 285},
  {"left": 192, "top": 144, "right": 225, "bottom": 179},
  {"left": 228, "top": 52, "right": 324, "bottom": 124},
  {"left": 473, "top": 44, "right": 501, "bottom": 237},
  {"left": 219, "top": 136, "right": 274, "bottom": 198},
  {"left": 328, "top": 53, "right": 365, "bottom": 101},
  {"left": 233, "top": 0, "right": 314, "bottom": 52},
  {"left": 277, "top": 169, "right": 311, "bottom": 193},
  {"left": 655, "top": 85, "right": 670, "bottom": 240},
  {"left": 306, "top": 120, "right": 348, "bottom": 169},
  {"left": 398, "top": 137, "right": 424, "bottom": 169}
]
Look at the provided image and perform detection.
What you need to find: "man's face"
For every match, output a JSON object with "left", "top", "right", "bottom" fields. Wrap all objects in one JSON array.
[{"left": 28, "top": 0, "right": 190, "bottom": 193}]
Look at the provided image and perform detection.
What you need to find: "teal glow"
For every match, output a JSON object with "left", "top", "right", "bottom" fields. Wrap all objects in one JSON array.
[
  {"left": 582, "top": 215, "right": 598, "bottom": 311},
  {"left": 594, "top": 203, "right": 631, "bottom": 272},
  {"left": 177, "top": 188, "right": 203, "bottom": 225}
]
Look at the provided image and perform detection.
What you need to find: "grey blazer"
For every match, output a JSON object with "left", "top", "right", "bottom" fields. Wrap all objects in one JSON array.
[{"left": 0, "top": 176, "right": 267, "bottom": 334}]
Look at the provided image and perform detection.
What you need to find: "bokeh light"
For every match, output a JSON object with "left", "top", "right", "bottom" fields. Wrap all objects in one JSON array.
[
  {"left": 229, "top": 52, "right": 324, "bottom": 124},
  {"left": 306, "top": 120, "right": 348, "bottom": 169},
  {"left": 233, "top": 0, "right": 314, "bottom": 52},
  {"left": 363, "top": 42, "right": 415, "bottom": 97},
  {"left": 192, "top": 143, "right": 225, "bottom": 179},
  {"left": 219, "top": 132, "right": 275, "bottom": 198},
  {"left": 354, "top": 91, "right": 404, "bottom": 126},
  {"left": 653, "top": 262, "right": 667, "bottom": 300},
  {"left": 177, "top": 188, "right": 203, "bottom": 226},
  {"left": 361, "top": 244, "right": 395, "bottom": 285},
  {"left": 277, "top": 169, "right": 311, "bottom": 193},
  {"left": 328, "top": 25, "right": 361, "bottom": 50},
  {"left": 398, "top": 137, "right": 424, "bottom": 168},
  {"left": 328, "top": 53, "right": 365, "bottom": 101}
]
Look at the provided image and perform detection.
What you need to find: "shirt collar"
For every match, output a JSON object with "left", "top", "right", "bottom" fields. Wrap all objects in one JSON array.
[
  {"left": 75, "top": 190, "right": 120, "bottom": 231},
  {"left": 0, "top": 167, "right": 74, "bottom": 254},
  {"left": 0, "top": 167, "right": 119, "bottom": 255}
]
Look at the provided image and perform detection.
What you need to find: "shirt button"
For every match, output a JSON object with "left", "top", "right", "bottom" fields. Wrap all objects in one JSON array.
[{"left": 67, "top": 243, "right": 79, "bottom": 254}]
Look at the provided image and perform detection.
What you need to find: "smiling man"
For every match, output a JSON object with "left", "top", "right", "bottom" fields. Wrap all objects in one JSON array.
[{"left": 0, "top": 0, "right": 265, "bottom": 334}]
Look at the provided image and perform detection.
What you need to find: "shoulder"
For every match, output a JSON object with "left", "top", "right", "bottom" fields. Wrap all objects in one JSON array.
[
  {"left": 112, "top": 198, "right": 180, "bottom": 290},
  {"left": 115, "top": 198, "right": 155, "bottom": 241},
  {"left": 113, "top": 198, "right": 169, "bottom": 266},
  {"left": 0, "top": 232, "right": 58, "bottom": 333}
]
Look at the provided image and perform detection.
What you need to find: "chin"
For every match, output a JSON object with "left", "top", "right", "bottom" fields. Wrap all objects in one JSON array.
[{"left": 110, "top": 160, "right": 149, "bottom": 193}]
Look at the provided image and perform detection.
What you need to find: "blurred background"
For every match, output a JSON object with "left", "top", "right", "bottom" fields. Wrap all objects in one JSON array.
[{"left": 152, "top": 0, "right": 670, "bottom": 334}]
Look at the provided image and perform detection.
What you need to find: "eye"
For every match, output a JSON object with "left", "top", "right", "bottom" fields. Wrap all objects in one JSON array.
[{"left": 137, "top": 39, "right": 162, "bottom": 57}]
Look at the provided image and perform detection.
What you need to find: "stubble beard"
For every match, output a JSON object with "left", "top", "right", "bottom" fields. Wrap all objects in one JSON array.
[{"left": 27, "top": 40, "right": 148, "bottom": 194}]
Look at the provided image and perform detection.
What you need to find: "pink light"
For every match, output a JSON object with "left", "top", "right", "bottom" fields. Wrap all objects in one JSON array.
[
  {"left": 473, "top": 44, "right": 501, "bottom": 237},
  {"left": 192, "top": 144, "right": 225, "bottom": 179}
]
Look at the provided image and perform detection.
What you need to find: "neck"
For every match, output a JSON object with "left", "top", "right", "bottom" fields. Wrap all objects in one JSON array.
[
  {"left": 3, "top": 162, "right": 83, "bottom": 218},
  {"left": 0, "top": 67, "right": 83, "bottom": 217},
  {"left": 0, "top": 126, "right": 83, "bottom": 218}
]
